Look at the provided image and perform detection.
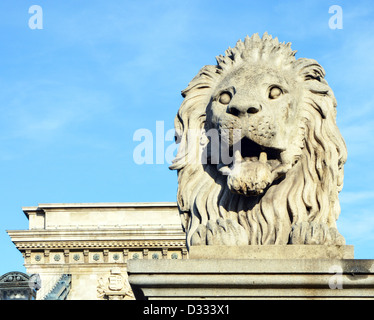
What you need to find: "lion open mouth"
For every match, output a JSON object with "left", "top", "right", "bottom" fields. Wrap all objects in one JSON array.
[
  {"left": 219, "top": 137, "right": 287, "bottom": 196},
  {"left": 239, "top": 137, "right": 282, "bottom": 170}
]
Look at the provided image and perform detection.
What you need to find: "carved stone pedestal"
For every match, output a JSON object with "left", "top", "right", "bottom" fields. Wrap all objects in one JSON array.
[{"left": 127, "top": 246, "right": 374, "bottom": 300}]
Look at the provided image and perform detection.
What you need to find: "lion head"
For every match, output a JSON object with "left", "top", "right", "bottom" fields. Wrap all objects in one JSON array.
[{"left": 170, "top": 33, "right": 347, "bottom": 247}]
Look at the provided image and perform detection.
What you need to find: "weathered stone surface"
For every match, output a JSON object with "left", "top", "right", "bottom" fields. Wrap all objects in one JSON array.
[
  {"left": 128, "top": 258, "right": 374, "bottom": 299},
  {"left": 188, "top": 245, "right": 354, "bottom": 260},
  {"left": 170, "top": 33, "right": 347, "bottom": 248}
]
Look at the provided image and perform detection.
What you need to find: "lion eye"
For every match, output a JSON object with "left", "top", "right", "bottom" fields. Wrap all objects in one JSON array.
[
  {"left": 219, "top": 92, "right": 232, "bottom": 104},
  {"left": 269, "top": 86, "right": 282, "bottom": 99}
]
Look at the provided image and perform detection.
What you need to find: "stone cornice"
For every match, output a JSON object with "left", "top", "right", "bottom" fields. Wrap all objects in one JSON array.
[
  {"left": 12, "top": 239, "right": 186, "bottom": 250},
  {"left": 8, "top": 227, "right": 184, "bottom": 236},
  {"left": 37, "top": 202, "right": 177, "bottom": 208},
  {"left": 22, "top": 202, "right": 178, "bottom": 217},
  {"left": 7, "top": 227, "right": 185, "bottom": 244}
]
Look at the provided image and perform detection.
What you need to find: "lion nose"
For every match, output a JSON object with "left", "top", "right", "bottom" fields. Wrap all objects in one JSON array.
[{"left": 227, "top": 103, "right": 261, "bottom": 117}]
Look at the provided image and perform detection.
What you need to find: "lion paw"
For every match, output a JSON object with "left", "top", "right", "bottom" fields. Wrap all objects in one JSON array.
[
  {"left": 191, "top": 218, "right": 249, "bottom": 246},
  {"left": 289, "top": 222, "right": 345, "bottom": 245},
  {"left": 190, "top": 225, "right": 207, "bottom": 246},
  {"left": 207, "top": 218, "right": 249, "bottom": 245}
]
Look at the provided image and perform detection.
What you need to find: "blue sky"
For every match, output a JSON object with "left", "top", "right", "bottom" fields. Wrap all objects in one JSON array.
[{"left": 1, "top": 0, "right": 374, "bottom": 274}]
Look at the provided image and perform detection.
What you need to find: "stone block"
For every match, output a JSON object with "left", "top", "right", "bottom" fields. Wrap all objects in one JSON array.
[
  {"left": 128, "top": 258, "right": 374, "bottom": 299},
  {"left": 128, "top": 245, "right": 374, "bottom": 299},
  {"left": 188, "top": 245, "right": 354, "bottom": 260}
]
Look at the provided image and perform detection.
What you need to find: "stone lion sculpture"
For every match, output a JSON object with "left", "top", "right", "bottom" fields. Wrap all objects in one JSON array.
[{"left": 170, "top": 33, "right": 347, "bottom": 247}]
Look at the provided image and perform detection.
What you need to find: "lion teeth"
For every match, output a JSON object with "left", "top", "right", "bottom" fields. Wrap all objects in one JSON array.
[
  {"left": 234, "top": 149, "right": 243, "bottom": 163},
  {"left": 259, "top": 151, "right": 267, "bottom": 163}
]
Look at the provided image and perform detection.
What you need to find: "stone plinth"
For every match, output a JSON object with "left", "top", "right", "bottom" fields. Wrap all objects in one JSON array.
[
  {"left": 127, "top": 246, "right": 374, "bottom": 300},
  {"left": 189, "top": 245, "right": 354, "bottom": 260}
]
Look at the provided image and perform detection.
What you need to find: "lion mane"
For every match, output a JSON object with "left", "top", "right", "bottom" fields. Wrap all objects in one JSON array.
[{"left": 170, "top": 33, "right": 347, "bottom": 247}]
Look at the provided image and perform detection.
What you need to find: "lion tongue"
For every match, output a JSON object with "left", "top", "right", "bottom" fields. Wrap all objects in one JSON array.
[{"left": 228, "top": 150, "right": 273, "bottom": 196}]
